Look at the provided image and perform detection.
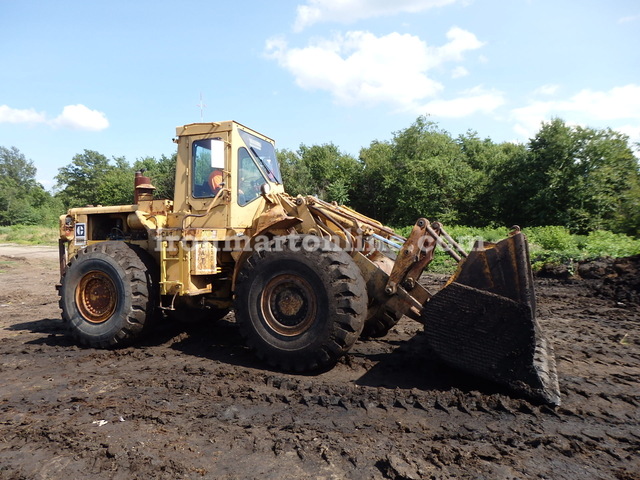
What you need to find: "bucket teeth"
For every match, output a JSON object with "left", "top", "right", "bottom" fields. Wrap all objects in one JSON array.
[{"left": 421, "top": 234, "right": 561, "bottom": 406}]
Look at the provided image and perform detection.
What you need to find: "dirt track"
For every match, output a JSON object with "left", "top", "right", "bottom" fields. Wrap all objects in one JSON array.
[{"left": 0, "top": 245, "right": 638, "bottom": 479}]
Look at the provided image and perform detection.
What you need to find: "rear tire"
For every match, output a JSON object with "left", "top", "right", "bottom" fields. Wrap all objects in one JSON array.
[
  {"left": 235, "top": 235, "right": 367, "bottom": 372},
  {"left": 59, "top": 242, "right": 157, "bottom": 348}
]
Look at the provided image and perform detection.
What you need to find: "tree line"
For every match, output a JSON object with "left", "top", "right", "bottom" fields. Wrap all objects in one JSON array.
[
  {"left": 0, "top": 147, "right": 176, "bottom": 227},
  {"left": 1, "top": 117, "right": 638, "bottom": 236},
  {"left": 281, "top": 117, "right": 639, "bottom": 236}
]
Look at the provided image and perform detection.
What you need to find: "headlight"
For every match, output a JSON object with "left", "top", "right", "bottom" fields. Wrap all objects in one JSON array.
[{"left": 59, "top": 215, "right": 74, "bottom": 241}]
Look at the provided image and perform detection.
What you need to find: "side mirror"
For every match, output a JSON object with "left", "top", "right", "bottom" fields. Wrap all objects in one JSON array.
[{"left": 210, "top": 139, "right": 225, "bottom": 169}]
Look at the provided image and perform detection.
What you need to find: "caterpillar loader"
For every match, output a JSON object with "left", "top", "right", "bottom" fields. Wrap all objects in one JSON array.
[{"left": 57, "top": 121, "right": 560, "bottom": 406}]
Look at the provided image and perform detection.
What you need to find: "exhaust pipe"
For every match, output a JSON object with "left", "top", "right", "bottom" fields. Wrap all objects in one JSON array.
[{"left": 134, "top": 169, "right": 156, "bottom": 204}]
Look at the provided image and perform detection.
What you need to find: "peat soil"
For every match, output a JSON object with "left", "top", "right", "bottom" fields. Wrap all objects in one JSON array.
[{"left": 0, "top": 245, "right": 638, "bottom": 479}]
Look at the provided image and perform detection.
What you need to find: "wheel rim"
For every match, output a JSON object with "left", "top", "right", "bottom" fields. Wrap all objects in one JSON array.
[
  {"left": 75, "top": 270, "right": 117, "bottom": 323},
  {"left": 260, "top": 274, "right": 317, "bottom": 336}
]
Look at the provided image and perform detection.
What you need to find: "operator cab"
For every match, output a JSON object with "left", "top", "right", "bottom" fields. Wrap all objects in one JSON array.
[{"left": 188, "top": 124, "right": 282, "bottom": 206}]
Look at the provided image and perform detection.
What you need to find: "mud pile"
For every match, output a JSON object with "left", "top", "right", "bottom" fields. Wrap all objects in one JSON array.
[
  {"left": 536, "top": 255, "right": 640, "bottom": 306},
  {"left": 577, "top": 255, "right": 640, "bottom": 305}
]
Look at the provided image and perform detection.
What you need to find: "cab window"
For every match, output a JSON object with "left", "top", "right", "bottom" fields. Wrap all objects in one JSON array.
[
  {"left": 192, "top": 139, "right": 225, "bottom": 198},
  {"left": 238, "top": 147, "right": 266, "bottom": 206}
]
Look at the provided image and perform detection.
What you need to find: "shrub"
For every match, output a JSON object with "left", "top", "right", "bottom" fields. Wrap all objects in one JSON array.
[
  {"left": 582, "top": 230, "right": 640, "bottom": 259},
  {"left": 524, "top": 226, "right": 575, "bottom": 251},
  {"left": 393, "top": 223, "right": 640, "bottom": 275}
]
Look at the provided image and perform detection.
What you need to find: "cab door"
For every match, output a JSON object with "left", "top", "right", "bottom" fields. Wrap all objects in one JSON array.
[{"left": 187, "top": 133, "right": 230, "bottom": 229}]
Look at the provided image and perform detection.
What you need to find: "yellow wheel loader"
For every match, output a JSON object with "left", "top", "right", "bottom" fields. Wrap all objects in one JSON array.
[{"left": 57, "top": 121, "right": 560, "bottom": 406}]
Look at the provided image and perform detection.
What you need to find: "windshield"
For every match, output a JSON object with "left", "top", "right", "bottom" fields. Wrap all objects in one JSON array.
[
  {"left": 238, "top": 148, "right": 267, "bottom": 206},
  {"left": 238, "top": 129, "right": 282, "bottom": 184}
]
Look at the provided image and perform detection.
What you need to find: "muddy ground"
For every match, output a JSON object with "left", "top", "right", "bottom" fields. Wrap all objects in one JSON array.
[{"left": 0, "top": 244, "right": 638, "bottom": 480}]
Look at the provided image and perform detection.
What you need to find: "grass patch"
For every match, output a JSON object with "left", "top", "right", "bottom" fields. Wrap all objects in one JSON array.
[
  {"left": 526, "top": 227, "right": 640, "bottom": 271},
  {"left": 0, "top": 225, "right": 58, "bottom": 246},
  {"left": 0, "top": 260, "right": 18, "bottom": 273}
]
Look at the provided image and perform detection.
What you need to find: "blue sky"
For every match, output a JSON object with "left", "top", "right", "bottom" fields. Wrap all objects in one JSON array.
[{"left": 1, "top": 0, "right": 639, "bottom": 189}]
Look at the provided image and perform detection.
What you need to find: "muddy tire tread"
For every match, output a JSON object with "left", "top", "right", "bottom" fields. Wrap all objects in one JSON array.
[
  {"left": 59, "top": 241, "right": 157, "bottom": 348},
  {"left": 235, "top": 235, "right": 367, "bottom": 372}
]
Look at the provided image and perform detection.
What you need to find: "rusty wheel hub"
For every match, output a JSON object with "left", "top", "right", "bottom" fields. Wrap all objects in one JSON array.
[
  {"left": 76, "top": 270, "right": 117, "bottom": 323},
  {"left": 261, "top": 274, "right": 317, "bottom": 336}
]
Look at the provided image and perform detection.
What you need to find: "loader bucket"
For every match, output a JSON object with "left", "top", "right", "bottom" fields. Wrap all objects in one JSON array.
[{"left": 421, "top": 233, "right": 561, "bottom": 406}]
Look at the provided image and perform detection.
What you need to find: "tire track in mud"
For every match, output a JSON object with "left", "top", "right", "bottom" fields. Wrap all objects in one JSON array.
[
  {"left": 0, "top": 252, "right": 639, "bottom": 479},
  {"left": 2, "top": 322, "right": 638, "bottom": 480}
]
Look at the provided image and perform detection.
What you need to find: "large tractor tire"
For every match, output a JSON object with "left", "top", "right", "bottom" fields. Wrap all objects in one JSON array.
[
  {"left": 235, "top": 235, "right": 367, "bottom": 372},
  {"left": 59, "top": 241, "right": 157, "bottom": 348}
]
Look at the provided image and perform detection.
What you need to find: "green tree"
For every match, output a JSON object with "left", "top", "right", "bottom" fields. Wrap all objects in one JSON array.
[
  {"left": 279, "top": 144, "right": 361, "bottom": 204},
  {"left": 526, "top": 119, "right": 581, "bottom": 227},
  {"left": 325, "top": 178, "right": 350, "bottom": 205},
  {"left": 354, "top": 116, "right": 480, "bottom": 226},
  {"left": 498, "top": 118, "right": 640, "bottom": 234},
  {"left": 277, "top": 148, "right": 310, "bottom": 198},
  {"left": 614, "top": 181, "right": 640, "bottom": 236},
  {"left": 93, "top": 156, "right": 134, "bottom": 206},
  {"left": 488, "top": 141, "right": 531, "bottom": 228},
  {"left": 399, "top": 118, "right": 474, "bottom": 225},
  {"left": 455, "top": 131, "right": 510, "bottom": 226},
  {"left": 55, "top": 150, "right": 114, "bottom": 208},
  {"left": 134, "top": 153, "right": 177, "bottom": 200},
  {"left": 570, "top": 126, "right": 640, "bottom": 234},
  {"left": 0, "top": 146, "right": 37, "bottom": 188},
  {"left": 351, "top": 140, "right": 394, "bottom": 221},
  {"left": 0, "top": 146, "right": 61, "bottom": 225},
  {"left": 55, "top": 150, "right": 138, "bottom": 208}
]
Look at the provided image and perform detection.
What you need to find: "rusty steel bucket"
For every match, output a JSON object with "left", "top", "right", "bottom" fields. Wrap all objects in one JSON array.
[{"left": 421, "top": 233, "right": 561, "bottom": 406}]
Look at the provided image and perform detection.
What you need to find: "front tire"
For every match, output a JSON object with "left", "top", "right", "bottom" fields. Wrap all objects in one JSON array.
[
  {"left": 59, "top": 241, "right": 157, "bottom": 348},
  {"left": 235, "top": 235, "right": 367, "bottom": 372}
]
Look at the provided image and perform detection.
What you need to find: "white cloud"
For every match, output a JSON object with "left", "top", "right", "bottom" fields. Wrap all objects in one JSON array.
[
  {"left": 266, "top": 27, "right": 484, "bottom": 113},
  {"left": 422, "top": 86, "right": 505, "bottom": 118},
  {"left": 532, "top": 84, "right": 559, "bottom": 96},
  {"left": 615, "top": 124, "right": 640, "bottom": 142},
  {"left": 0, "top": 104, "right": 109, "bottom": 131},
  {"left": 618, "top": 14, "right": 640, "bottom": 24},
  {"left": 511, "top": 84, "right": 640, "bottom": 140},
  {"left": 0, "top": 105, "right": 47, "bottom": 124},
  {"left": 294, "top": 0, "right": 458, "bottom": 31},
  {"left": 451, "top": 66, "right": 469, "bottom": 79},
  {"left": 435, "top": 26, "right": 484, "bottom": 62},
  {"left": 51, "top": 104, "right": 109, "bottom": 131}
]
